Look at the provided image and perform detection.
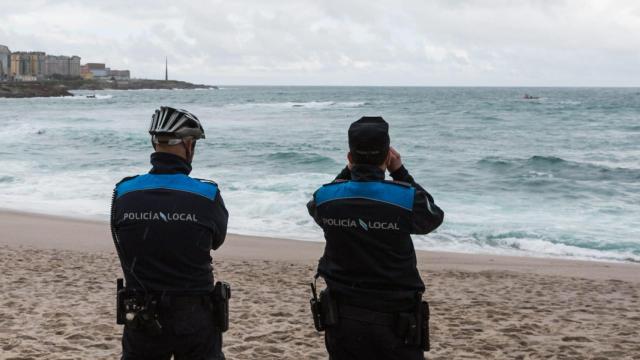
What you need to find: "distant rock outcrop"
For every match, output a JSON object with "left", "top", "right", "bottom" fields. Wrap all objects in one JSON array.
[
  {"left": 0, "top": 83, "right": 72, "bottom": 98},
  {"left": 77, "top": 79, "right": 216, "bottom": 90},
  {"left": 0, "top": 79, "right": 217, "bottom": 98}
]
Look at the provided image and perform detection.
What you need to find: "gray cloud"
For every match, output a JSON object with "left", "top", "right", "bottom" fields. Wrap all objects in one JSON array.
[{"left": 1, "top": 0, "right": 639, "bottom": 85}]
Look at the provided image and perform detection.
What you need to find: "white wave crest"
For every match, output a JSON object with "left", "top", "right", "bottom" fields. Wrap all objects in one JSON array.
[
  {"left": 225, "top": 101, "right": 367, "bottom": 110},
  {"left": 68, "top": 94, "right": 113, "bottom": 100}
]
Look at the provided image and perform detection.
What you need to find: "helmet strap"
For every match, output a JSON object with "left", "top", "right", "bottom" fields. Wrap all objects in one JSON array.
[{"left": 183, "top": 140, "right": 196, "bottom": 164}]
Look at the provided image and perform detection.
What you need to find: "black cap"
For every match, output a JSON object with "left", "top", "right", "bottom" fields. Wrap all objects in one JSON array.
[{"left": 348, "top": 116, "right": 390, "bottom": 156}]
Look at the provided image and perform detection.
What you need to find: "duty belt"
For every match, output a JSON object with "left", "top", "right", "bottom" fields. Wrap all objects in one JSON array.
[
  {"left": 158, "top": 294, "right": 213, "bottom": 309},
  {"left": 338, "top": 304, "right": 398, "bottom": 326}
]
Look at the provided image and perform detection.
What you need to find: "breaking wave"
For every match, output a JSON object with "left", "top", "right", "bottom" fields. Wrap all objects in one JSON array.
[
  {"left": 225, "top": 101, "right": 370, "bottom": 109},
  {"left": 68, "top": 94, "right": 114, "bottom": 100},
  {"left": 478, "top": 156, "right": 640, "bottom": 182}
]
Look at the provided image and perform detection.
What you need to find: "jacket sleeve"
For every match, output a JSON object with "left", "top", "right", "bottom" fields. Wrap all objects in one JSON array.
[
  {"left": 210, "top": 191, "right": 229, "bottom": 250},
  {"left": 307, "top": 192, "right": 322, "bottom": 227},
  {"left": 334, "top": 166, "right": 352, "bottom": 181},
  {"left": 390, "top": 165, "right": 444, "bottom": 234},
  {"left": 110, "top": 185, "right": 125, "bottom": 267}
]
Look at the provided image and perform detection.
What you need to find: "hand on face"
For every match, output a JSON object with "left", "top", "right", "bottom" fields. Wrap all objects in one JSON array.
[{"left": 386, "top": 146, "right": 402, "bottom": 173}]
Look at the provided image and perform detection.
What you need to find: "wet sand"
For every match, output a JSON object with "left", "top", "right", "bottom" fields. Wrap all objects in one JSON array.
[{"left": 1, "top": 210, "right": 639, "bottom": 359}]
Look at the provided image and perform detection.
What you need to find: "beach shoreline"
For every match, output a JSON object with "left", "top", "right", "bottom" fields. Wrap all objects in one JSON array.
[
  {"left": 1, "top": 209, "right": 638, "bottom": 282},
  {"left": 1, "top": 210, "right": 639, "bottom": 359}
]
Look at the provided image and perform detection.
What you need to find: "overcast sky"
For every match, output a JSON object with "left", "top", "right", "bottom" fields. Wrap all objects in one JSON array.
[{"left": 1, "top": 0, "right": 639, "bottom": 86}]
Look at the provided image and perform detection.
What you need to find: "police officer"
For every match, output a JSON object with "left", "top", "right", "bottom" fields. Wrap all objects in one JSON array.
[
  {"left": 111, "top": 106, "right": 228, "bottom": 360},
  {"left": 307, "top": 116, "right": 444, "bottom": 360}
]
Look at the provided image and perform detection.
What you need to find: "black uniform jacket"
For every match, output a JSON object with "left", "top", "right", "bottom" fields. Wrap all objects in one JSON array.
[
  {"left": 307, "top": 164, "right": 444, "bottom": 312},
  {"left": 111, "top": 152, "right": 228, "bottom": 294}
]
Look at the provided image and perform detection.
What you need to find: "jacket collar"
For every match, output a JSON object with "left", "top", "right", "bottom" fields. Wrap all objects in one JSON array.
[
  {"left": 351, "top": 164, "right": 385, "bottom": 181},
  {"left": 149, "top": 152, "right": 192, "bottom": 175}
]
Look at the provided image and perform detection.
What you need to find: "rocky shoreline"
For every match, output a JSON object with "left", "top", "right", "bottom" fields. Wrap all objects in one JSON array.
[
  {"left": 0, "top": 79, "right": 216, "bottom": 98},
  {"left": 0, "top": 82, "right": 73, "bottom": 98}
]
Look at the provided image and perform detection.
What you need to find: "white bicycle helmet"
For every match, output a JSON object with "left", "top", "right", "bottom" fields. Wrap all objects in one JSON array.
[{"left": 149, "top": 106, "right": 205, "bottom": 144}]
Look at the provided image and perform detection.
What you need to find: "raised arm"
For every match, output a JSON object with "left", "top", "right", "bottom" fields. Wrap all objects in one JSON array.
[{"left": 387, "top": 147, "right": 444, "bottom": 234}]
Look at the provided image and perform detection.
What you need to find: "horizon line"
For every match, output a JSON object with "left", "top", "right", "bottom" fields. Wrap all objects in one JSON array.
[{"left": 193, "top": 84, "right": 640, "bottom": 88}]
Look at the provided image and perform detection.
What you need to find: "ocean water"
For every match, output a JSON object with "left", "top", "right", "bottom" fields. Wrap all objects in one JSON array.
[{"left": 1, "top": 87, "right": 639, "bottom": 262}]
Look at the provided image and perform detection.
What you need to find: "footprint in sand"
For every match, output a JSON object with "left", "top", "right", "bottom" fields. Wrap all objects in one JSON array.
[{"left": 65, "top": 333, "right": 95, "bottom": 341}]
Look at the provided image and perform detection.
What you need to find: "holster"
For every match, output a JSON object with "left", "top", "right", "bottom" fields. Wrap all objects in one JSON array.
[
  {"left": 392, "top": 299, "right": 429, "bottom": 351},
  {"left": 309, "top": 284, "right": 339, "bottom": 331},
  {"left": 115, "top": 278, "right": 162, "bottom": 336},
  {"left": 211, "top": 281, "right": 231, "bottom": 332},
  {"left": 420, "top": 300, "right": 430, "bottom": 352},
  {"left": 320, "top": 289, "right": 339, "bottom": 328},
  {"left": 310, "top": 294, "right": 323, "bottom": 331}
]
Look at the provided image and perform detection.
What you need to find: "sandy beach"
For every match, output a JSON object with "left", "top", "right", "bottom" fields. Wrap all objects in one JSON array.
[{"left": 1, "top": 210, "right": 639, "bottom": 359}]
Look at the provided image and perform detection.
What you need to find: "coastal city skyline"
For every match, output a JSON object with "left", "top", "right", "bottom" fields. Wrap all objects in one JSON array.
[{"left": 0, "top": 44, "right": 130, "bottom": 82}]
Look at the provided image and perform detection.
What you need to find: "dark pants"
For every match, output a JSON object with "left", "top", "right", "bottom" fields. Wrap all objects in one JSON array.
[
  {"left": 122, "top": 300, "right": 224, "bottom": 360},
  {"left": 325, "top": 317, "right": 424, "bottom": 360}
]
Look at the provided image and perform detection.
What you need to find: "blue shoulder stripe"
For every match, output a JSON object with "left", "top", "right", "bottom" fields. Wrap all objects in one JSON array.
[
  {"left": 315, "top": 181, "right": 415, "bottom": 210},
  {"left": 116, "top": 174, "right": 218, "bottom": 201}
]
